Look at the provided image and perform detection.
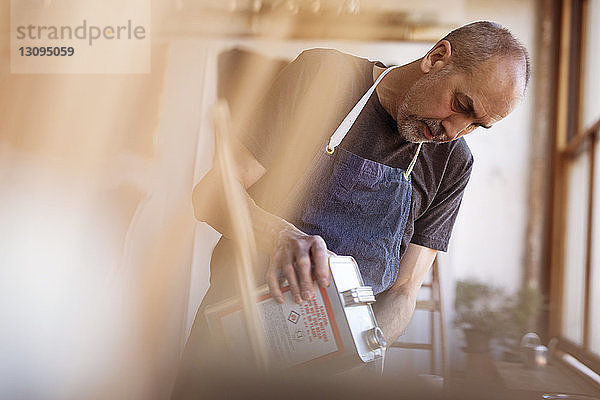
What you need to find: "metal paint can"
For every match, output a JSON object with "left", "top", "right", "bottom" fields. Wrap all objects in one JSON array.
[{"left": 204, "top": 255, "right": 385, "bottom": 371}]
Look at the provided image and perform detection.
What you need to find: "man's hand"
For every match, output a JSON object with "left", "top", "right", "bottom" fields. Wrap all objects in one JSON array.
[{"left": 266, "top": 225, "right": 331, "bottom": 304}]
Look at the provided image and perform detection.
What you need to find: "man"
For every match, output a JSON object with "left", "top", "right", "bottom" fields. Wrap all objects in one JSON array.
[{"left": 174, "top": 20, "right": 529, "bottom": 395}]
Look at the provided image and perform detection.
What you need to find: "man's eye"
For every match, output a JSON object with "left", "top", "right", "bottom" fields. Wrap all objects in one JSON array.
[{"left": 453, "top": 97, "right": 466, "bottom": 112}]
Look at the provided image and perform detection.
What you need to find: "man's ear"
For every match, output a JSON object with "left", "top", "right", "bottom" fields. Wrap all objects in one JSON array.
[{"left": 420, "top": 40, "right": 452, "bottom": 73}]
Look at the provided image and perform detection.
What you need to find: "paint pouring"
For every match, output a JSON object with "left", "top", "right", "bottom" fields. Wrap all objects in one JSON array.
[{"left": 204, "top": 255, "right": 386, "bottom": 371}]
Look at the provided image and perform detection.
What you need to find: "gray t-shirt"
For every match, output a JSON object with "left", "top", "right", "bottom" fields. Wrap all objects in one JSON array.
[{"left": 240, "top": 48, "right": 473, "bottom": 260}]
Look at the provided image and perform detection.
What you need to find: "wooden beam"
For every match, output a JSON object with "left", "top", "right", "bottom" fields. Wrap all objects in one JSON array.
[
  {"left": 391, "top": 342, "right": 433, "bottom": 350},
  {"left": 583, "top": 131, "right": 596, "bottom": 348},
  {"left": 556, "top": 337, "right": 600, "bottom": 378},
  {"left": 566, "top": 0, "right": 584, "bottom": 141},
  {"left": 564, "top": 117, "right": 600, "bottom": 157},
  {"left": 157, "top": 9, "right": 455, "bottom": 42},
  {"left": 523, "top": 0, "right": 559, "bottom": 329},
  {"left": 548, "top": 0, "right": 573, "bottom": 339}
]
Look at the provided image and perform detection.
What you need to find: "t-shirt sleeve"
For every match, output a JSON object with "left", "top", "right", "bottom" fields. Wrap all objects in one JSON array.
[{"left": 410, "top": 142, "right": 474, "bottom": 252}]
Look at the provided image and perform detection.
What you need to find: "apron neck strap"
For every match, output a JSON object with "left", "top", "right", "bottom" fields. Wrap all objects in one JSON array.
[
  {"left": 326, "top": 64, "right": 401, "bottom": 154},
  {"left": 403, "top": 143, "right": 422, "bottom": 180}
]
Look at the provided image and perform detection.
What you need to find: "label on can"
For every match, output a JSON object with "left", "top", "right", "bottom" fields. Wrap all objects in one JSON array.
[
  {"left": 208, "top": 282, "right": 345, "bottom": 368},
  {"left": 204, "top": 256, "right": 383, "bottom": 370}
]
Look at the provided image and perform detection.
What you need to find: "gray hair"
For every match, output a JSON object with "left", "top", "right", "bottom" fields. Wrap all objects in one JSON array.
[{"left": 441, "top": 21, "right": 531, "bottom": 88}]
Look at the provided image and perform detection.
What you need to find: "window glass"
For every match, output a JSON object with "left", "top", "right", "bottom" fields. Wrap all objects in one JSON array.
[
  {"left": 590, "top": 137, "right": 600, "bottom": 355},
  {"left": 562, "top": 153, "right": 589, "bottom": 345},
  {"left": 582, "top": 0, "right": 600, "bottom": 130}
]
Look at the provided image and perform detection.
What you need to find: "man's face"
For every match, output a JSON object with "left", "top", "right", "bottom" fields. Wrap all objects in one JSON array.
[{"left": 396, "top": 56, "right": 525, "bottom": 143}]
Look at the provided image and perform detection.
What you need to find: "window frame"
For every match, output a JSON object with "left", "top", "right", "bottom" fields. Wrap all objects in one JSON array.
[{"left": 550, "top": 0, "right": 600, "bottom": 376}]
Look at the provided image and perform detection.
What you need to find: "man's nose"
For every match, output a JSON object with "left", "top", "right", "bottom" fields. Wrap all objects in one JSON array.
[{"left": 443, "top": 115, "right": 474, "bottom": 140}]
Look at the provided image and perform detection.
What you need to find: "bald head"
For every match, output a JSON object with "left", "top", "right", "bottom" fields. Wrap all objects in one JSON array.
[{"left": 440, "top": 21, "right": 530, "bottom": 92}]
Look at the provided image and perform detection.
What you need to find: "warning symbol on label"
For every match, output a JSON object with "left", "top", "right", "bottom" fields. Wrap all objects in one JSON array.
[{"left": 287, "top": 310, "right": 300, "bottom": 324}]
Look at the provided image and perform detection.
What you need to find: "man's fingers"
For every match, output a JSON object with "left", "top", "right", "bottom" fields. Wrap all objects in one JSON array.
[
  {"left": 282, "top": 263, "right": 302, "bottom": 304},
  {"left": 295, "top": 254, "right": 314, "bottom": 301},
  {"left": 265, "top": 228, "right": 332, "bottom": 305},
  {"left": 310, "top": 236, "right": 331, "bottom": 288},
  {"left": 266, "top": 254, "right": 284, "bottom": 303}
]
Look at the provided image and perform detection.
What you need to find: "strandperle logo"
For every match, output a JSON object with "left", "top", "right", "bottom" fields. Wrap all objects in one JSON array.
[
  {"left": 11, "top": 0, "right": 150, "bottom": 74},
  {"left": 15, "top": 19, "right": 147, "bottom": 46}
]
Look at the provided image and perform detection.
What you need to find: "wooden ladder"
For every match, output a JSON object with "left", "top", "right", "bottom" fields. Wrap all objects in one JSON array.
[{"left": 390, "top": 258, "right": 448, "bottom": 379}]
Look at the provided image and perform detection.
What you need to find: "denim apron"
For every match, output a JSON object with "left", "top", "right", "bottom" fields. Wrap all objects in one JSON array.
[{"left": 285, "top": 66, "right": 422, "bottom": 295}]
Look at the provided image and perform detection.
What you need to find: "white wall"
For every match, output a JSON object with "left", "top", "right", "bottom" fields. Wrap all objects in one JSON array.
[
  {"left": 439, "top": 0, "right": 537, "bottom": 372},
  {"left": 445, "top": 0, "right": 536, "bottom": 289}
]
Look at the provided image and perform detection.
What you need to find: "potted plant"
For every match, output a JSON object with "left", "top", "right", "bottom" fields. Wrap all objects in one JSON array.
[
  {"left": 454, "top": 280, "right": 544, "bottom": 355},
  {"left": 454, "top": 280, "right": 507, "bottom": 353},
  {"left": 497, "top": 285, "right": 544, "bottom": 353}
]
